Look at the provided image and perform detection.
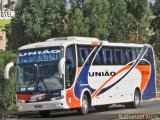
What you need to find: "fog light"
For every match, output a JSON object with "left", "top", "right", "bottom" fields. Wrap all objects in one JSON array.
[
  {"left": 21, "top": 100, "right": 26, "bottom": 103},
  {"left": 17, "top": 99, "right": 26, "bottom": 103},
  {"left": 17, "top": 106, "right": 22, "bottom": 110},
  {"left": 56, "top": 103, "right": 63, "bottom": 107},
  {"left": 56, "top": 103, "right": 60, "bottom": 107}
]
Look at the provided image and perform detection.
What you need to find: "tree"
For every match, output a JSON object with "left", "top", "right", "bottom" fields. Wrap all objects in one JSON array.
[
  {"left": 126, "top": 0, "right": 150, "bottom": 43},
  {"left": 8, "top": 0, "right": 66, "bottom": 49},
  {"left": 4, "top": 0, "right": 15, "bottom": 10},
  {"left": 65, "top": 8, "right": 88, "bottom": 36},
  {"left": 83, "top": 0, "right": 109, "bottom": 39},
  {"left": 149, "top": 0, "right": 160, "bottom": 59},
  {"left": 0, "top": 51, "right": 16, "bottom": 110},
  {"left": 7, "top": 0, "right": 152, "bottom": 50},
  {"left": 107, "top": 0, "right": 128, "bottom": 42},
  {"left": 64, "top": 0, "right": 109, "bottom": 39}
]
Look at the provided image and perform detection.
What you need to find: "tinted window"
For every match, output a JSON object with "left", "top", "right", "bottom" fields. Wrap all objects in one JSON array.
[
  {"left": 114, "top": 48, "right": 123, "bottom": 65},
  {"left": 77, "top": 46, "right": 93, "bottom": 66},
  {"left": 132, "top": 48, "right": 137, "bottom": 60},
  {"left": 66, "top": 46, "right": 76, "bottom": 65},
  {"left": 124, "top": 48, "right": 133, "bottom": 63},
  {"left": 93, "top": 47, "right": 104, "bottom": 65},
  {"left": 103, "top": 47, "right": 113, "bottom": 65},
  {"left": 136, "top": 48, "right": 142, "bottom": 57},
  {"left": 65, "top": 45, "right": 76, "bottom": 88},
  {"left": 147, "top": 49, "right": 154, "bottom": 64},
  {"left": 143, "top": 48, "right": 154, "bottom": 64}
]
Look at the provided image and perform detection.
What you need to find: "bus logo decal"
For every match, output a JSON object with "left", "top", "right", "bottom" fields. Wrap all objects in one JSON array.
[
  {"left": 19, "top": 50, "right": 60, "bottom": 56},
  {"left": 89, "top": 71, "right": 116, "bottom": 77}
]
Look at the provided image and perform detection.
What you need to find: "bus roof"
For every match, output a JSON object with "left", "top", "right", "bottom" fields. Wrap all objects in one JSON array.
[{"left": 19, "top": 36, "right": 148, "bottom": 50}]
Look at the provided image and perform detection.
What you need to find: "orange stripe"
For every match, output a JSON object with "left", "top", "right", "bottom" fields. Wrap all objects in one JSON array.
[
  {"left": 65, "top": 67, "right": 82, "bottom": 108},
  {"left": 91, "top": 65, "right": 130, "bottom": 99},
  {"left": 66, "top": 87, "right": 80, "bottom": 108},
  {"left": 136, "top": 65, "right": 151, "bottom": 92}
]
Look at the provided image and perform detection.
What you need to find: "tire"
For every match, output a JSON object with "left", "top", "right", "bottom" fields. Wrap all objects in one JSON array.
[
  {"left": 125, "top": 90, "right": 140, "bottom": 108},
  {"left": 77, "top": 94, "right": 89, "bottom": 115},
  {"left": 39, "top": 110, "right": 50, "bottom": 118}
]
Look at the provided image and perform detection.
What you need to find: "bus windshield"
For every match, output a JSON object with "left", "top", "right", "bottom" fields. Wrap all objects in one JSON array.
[
  {"left": 16, "top": 62, "right": 64, "bottom": 93},
  {"left": 15, "top": 47, "right": 64, "bottom": 93}
]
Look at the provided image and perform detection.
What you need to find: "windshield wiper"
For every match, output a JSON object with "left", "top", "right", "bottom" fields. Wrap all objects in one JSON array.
[
  {"left": 38, "top": 76, "right": 49, "bottom": 91},
  {"left": 26, "top": 64, "right": 38, "bottom": 90},
  {"left": 25, "top": 64, "right": 49, "bottom": 92},
  {"left": 37, "top": 64, "right": 49, "bottom": 91}
]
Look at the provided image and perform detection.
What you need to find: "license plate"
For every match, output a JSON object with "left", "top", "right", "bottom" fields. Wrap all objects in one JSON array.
[{"left": 34, "top": 105, "right": 43, "bottom": 108}]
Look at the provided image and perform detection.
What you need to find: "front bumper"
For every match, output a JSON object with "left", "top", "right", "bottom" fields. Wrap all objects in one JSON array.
[{"left": 17, "top": 99, "right": 68, "bottom": 112}]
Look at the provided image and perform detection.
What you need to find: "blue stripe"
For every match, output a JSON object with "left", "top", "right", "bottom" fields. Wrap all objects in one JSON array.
[{"left": 142, "top": 64, "right": 156, "bottom": 100}]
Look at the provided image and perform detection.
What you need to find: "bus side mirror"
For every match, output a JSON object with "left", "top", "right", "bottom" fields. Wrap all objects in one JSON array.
[{"left": 4, "top": 62, "right": 14, "bottom": 79}]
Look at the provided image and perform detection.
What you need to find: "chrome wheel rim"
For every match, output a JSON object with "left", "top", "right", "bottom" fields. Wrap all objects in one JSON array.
[
  {"left": 135, "top": 93, "right": 140, "bottom": 106},
  {"left": 82, "top": 99, "right": 88, "bottom": 112}
]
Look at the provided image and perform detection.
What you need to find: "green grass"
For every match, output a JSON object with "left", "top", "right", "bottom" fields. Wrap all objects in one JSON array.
[{"left": 0, "top": 19, "right": 10, "bottom": 31}]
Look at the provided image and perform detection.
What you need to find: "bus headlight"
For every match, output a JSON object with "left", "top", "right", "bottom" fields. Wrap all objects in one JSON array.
[
  {"left": 56, "top": 103, "right": 63, "bottom": 107},
  {"left": 17, "top": 99, "right": 26, "bottom": 103},
  {"left": 17, "top": 106, "right": 23, "bottom": 110}
]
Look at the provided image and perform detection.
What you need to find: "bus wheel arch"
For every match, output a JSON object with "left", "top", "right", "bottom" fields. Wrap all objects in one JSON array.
[
  {"left": 133, "top": 87, "right": 141, "bottom": 107},
  {"left": 77, "top": 90, "right": 91, "bottom": 115},
  {"left": 135, "top": 87, "right": 141, "bottom": 100},
  {"left": 83, "top": 91, "right": 91, "bottom": 107},
  {"left": 125, "top": 87, "right": 141, "bottom": 108}
]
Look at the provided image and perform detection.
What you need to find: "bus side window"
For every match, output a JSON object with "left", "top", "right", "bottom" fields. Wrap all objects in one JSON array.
[
  {"left": 132, "top": 48, "right": 137, "bottom": 60},
  {"left": 65, "top": 45, "right": 76, "bottom": 88},
  {"left": 144, "top": 48, "right": 154, "bottom": 64},
  {"left": 114, "top": 48, "right": 123, "bottom": 65},
  {"left": 77, "top": 46, "right": 89, "bottom": 66},
  {"left": 148, "top": 49, "right": 154, "bottom": 64},
  {"left": 121, "top": 48, "right": 126, "bottom": 65},
  {"left": 93, "top": 53, "right": 100, "bottom": 65},
  {"left": 98, "top": 49, "right": 104, "bottom": 64},
  {"left": 93, "top": 48, "right": 103, "bottom": 65},
  {"left": 128, "top": 50, "right": 133, "bottom": 61},
  {"left": 136, "top": 48, "right": 142, "bottom": 57},
  {"left": 103, "top": 48, "right": 113, "bottom": 65},
  {"left": 125, "top": 48, "right": 133, "bottom": 63}
]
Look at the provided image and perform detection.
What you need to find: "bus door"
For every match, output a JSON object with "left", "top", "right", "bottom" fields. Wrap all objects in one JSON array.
[{"left": 65, "top": 45, "right": 76, "bottom": 89}]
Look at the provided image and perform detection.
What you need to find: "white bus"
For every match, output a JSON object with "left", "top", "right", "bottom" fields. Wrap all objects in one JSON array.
[{"left": 4, "top": 37, "right": 156, "bottom": 117}]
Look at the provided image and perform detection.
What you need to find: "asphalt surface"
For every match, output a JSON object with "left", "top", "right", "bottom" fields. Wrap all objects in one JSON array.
[{"left": 1, "top": 100, "right": 160, "bottom": 120}]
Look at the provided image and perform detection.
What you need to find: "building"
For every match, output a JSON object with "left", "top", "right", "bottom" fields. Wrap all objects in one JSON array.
[
  {"left": 0, "top": 31, "right": 6, "bottom": 52},
  {"left": 0, "top": 0, "right": 17, "bottom": 11},
  {"left": 0, "top": 0, "right": 16, "bottom": 52}
]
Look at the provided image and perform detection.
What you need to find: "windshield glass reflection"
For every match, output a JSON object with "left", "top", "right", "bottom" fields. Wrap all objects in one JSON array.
[{"left": 16, "top": 62, "right": 63, "bottom": 93}]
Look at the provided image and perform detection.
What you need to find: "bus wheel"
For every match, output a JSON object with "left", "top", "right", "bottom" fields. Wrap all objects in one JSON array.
[
  {"left": 77, "top": 94, "right": 89, "bottom": 115},
  {"left": 39, "top": 110, "right": 50, "bottom": 118},
  {"left": 125, "top": 90, "right": 140, "bottom": 108}
]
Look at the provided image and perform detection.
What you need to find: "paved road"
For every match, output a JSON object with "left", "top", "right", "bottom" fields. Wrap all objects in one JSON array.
[{"left": 4, "top": 100, "right": 160, "bottom": 120}]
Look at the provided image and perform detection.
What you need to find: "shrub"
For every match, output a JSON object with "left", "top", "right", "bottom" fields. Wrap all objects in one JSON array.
[{"left": 0, "top": 51, "right": 16, "bottom": 111}]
